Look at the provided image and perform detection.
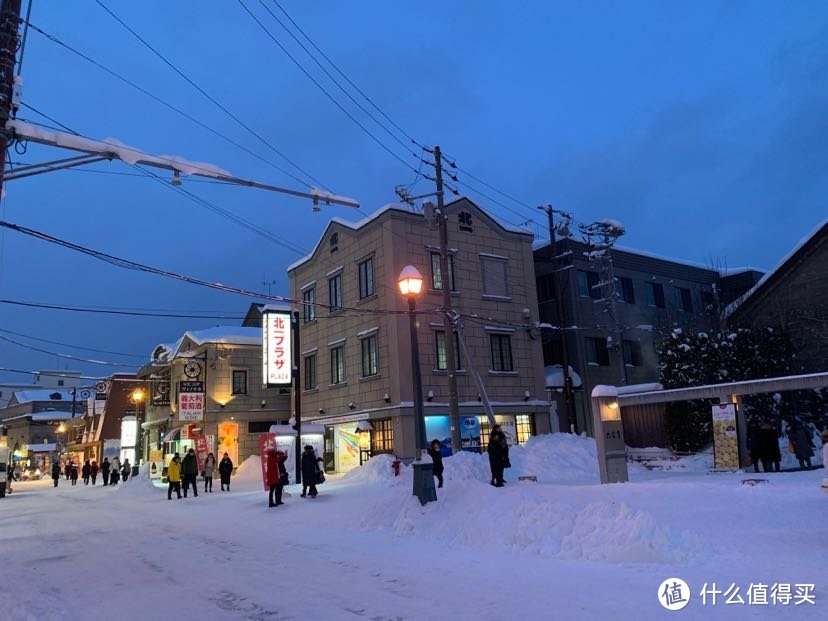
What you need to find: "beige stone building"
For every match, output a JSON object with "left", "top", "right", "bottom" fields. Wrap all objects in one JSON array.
[
  {"left": 288, "top": 198, "right": 550, "bottom": 473},
  {"left": 137, "top": 327, "right": 291, "bottom": 469}
]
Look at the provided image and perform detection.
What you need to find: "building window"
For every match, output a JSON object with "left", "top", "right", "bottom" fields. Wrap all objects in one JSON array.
[
  {"left": 490, "top": 334, "right": 514, "bottom": 372},
  {"left": 585, "top": 337, "right": 610, "bottom": 366},
  {"left": 328, "top": 273, "right": 343, "bottom": 312},
  {"left": 577, "top": 270, "right": 601, "bottom": 299},
  {"left": 370, "top": 418, "right": 394, "bottom": 455},
  {"left": 232, "top": 370, "right": 247, "bottom": 395},
  {"left": 360, "top": 335, "right": 378, "bottom": 377},
  {"left": 536, "top": 273, "right": 556, "bottom": 302},
  {"left": 248, "top": 421, "right": 281, "bottom": 434},
  {"left": 58, "top": 380, "right": 65, "bottom": 387},
  {"left": 358, "top": 256, "right": 375, "bottom": 299},
  {"left": 701, "top": 290, "right": 715, "bottom": 312},
  {"left": 481, "top": 256, "right": 508, "bottom": 297},
  {"left": 674, "top": 287, "right": 693, "bottom": 312},
  {"left": 616, "top": 277, "right": 635, "bottom": 304},
  {"left": 645, "top": 282, "right": 665, "bottom": 308},
  {"left": 303, "top": 287, "right": 316, "bottom": 323},
  {"left": 330, "top": 346, "right": 345, "bottom": 385},
  {"left": 623, "top": 340, "right": 642, "bottom": 366},
  {"left": 430, "top": 252, "right": 456, "bottom": 291},
  {"left": 542, "top": 338, "right": 564, "bottom": 366},
  {"left": 515, "top": 415, "right": 535, "bottom": 445},
  {"left": 435, "top": 331, "right": 462, "bottom": 370},
  {"left": 303, "top": 355, "right": 317, "bottom": 391}
]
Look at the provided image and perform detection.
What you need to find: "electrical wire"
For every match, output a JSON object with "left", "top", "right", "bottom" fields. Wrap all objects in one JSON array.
[
  {"left": 25, "top": 22, "right": 316, "bottom": 188},
  {"left": 0, "top": 327, "right": 145, "bottom": 359},
  {"left": 0, "top": 367, "right": 144, "bottom": 381},
  {"left": 91, "top": 0, "right": 329, "bottom": 190},
  {"left": 0, "top": 334, "right": 134, "bottom": 367},
  {"left": 0, "top": 220, "right": 434, "bottom": 317},
  {"left": 0, "top": 299, "right": 246, "bottom": 319},
  {"left": 237, "top": 0, "right": 424, "bottom": 177}
]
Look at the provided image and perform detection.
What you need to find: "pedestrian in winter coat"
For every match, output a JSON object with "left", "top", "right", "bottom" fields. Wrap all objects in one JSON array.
[
  {"left": 757, "top": 423, "right": 781, "bottom": 472},
  {"left": 181, "top": 448, "right": 198, "bottom": 498},
  {"left": 300, "top": 445, "right": 323, "bottom": 498},
  {"left": 110, "top": 457, "right": 121, "bottom": 485},
  {"left": 121, "top": 459, "right": 131, "bottom": 482},
  {"left": 821, "top": 430, "right": 828, "bottom": 489},
  {"left": 82, "top": 460, "right": 91, "bottom": 485},
  {"left": 487, "top": 425, "right": 509, "bottom": 487},
  {"left": 203, "top": 453, "right": 216, "bottom": 493},
  {"left": 90, "top": 460, "right": 99, "bottom": 485},
  {"left": 266, "top": 450, "right": 287, "bottom": 507},
  {"left": 427, "top": 439, "right": 445, "bottom": 488},
  {"left": 70, "top": 463, "right": 79, "bottom": 486},
  {"left": 788, "top": 421, "right": 815, "bottom": 469},
  {"left": 64, "top": 462, "right": 71, "bottom": 480},
  {"left": 51, "top": 462, "right": 61, "bottom": 487},
  {"left": 747, "top": 425, "right": 762, "bottom": 473},
  {"left": 219, "top": 453, "right": 233, "bottom": 491},
  {"left": 101, "top": 458, "right": 111, "bottom": 486},
  {"left": 167, "top": 455, "right": 182, "bottom": 499}
]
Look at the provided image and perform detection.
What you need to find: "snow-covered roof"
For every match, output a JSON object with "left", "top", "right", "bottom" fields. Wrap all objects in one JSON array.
[
  {"left": 28, "top": 443, "right": 57, "bottom": 452},
  {"left": 11, "top": 390, "right": 76, "bottom": 404},
  {"left": 150, "top": 327, "right": 263, "bottom": 363},
  {"left": 2, "top": 410, "right": 73, "bottom": 423},
  {"left": 725, "top": 220, "right": 828, "bottom": 318},
  {"left": 288, "top": 198, "right": 533, "bottom": 272}
]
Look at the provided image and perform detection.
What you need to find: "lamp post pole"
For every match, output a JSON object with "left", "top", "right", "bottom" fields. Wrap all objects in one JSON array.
[{"left": 398, "top": 265, "right": 436, "bottom": 505}]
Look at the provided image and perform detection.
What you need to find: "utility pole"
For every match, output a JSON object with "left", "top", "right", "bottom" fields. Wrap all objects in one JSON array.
[
  {"left": 539, "top": 205, "right": 577, "bottom": 433},
  {"left": 433, "top": 146, "right": 462, "bottom": 452},
  {"left": 0, "top": 0, "right": 22, "bottom": 199}
]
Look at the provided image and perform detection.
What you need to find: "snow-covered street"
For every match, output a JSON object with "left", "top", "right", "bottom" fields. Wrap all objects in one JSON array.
[{"left": 1, "top": 435, "right": 825, "bottom": 620}]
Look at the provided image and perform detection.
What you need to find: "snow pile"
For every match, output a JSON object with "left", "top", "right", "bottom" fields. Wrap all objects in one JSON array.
[
  {"left": 233, "top": 455, "right": 263, "bottom": 489},
  {"left": 628, "top": 447, "right": 713, "bottom": 473},
  {"left": 116, "top": 472, "right": 161, "bottom": 497},
  {"left": 341, "top": 453, "right": 409, "bottom": 487}
]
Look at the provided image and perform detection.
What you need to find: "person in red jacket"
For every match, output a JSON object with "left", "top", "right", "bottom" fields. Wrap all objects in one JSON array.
[
  {"left": 266, "top": 449, "right": 287, "bottom": 508},
  {"left": 90, "top": 460, "right": 99, "bottom": 485}
]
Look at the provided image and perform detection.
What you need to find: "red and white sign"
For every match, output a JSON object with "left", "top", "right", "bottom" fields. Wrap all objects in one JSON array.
[
  {"left": 259, "top": 432, "right": 277, "bottom": 491},
  {"left": 179, "top": 392, "right": 204, "bottom": 421},
  {"left": 263, "top": 310, "right": 292, "bottom": 386},
  {"left": 194, "top": 433, "right": 209, "bottom": 473}
]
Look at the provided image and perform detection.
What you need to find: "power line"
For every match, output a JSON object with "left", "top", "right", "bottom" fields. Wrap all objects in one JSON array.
[
  {"left": 237, "top": 0, "right": 424, "bottom": 177},
  {"left": 91, "top": 0, "right": 329, "bottom": 190},
  {"left": 25, "top": 22, "right": 316, "bottom": 188},
  {"left": 0, "top": 220, "right": 433, "bottom": 317},
  {"left": 0, "top": 327, "right": 145, "bottom": 359},
  {"left": 0, "top": 367, "right": 144, "bottom": 381},
  {"left": 0, "top": 333, "right": 134, "bottom": 367},
  {"left": 0, "top": 299, "right": 246, "bottom": 319}
]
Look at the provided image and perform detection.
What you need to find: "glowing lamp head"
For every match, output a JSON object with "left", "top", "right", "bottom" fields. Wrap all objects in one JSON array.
[
  {"left": 130, "top": 388, "right": 146, "bottom": 403},
  {"left": 398, "top": 265, "right": 423, "bottom": 296},
  {"left": 57, "top": 423, "right": 67, "bottom": 433}
]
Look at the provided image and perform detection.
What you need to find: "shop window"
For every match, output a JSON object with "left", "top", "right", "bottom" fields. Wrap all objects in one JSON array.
[
  {"left": 303, "top": 287, "right": 316, "bottom": 323},
  {"left": 430, "top": 252, "right": 456, "bottom": 291},
  {"left": 232, "top": 370, "right": 247, "bottom": 395},
  {"left": 248, "top": 421, "right": 282, "bottom": 434},
  {"left": 370, "top": 418, "right": 394, "bottom": 455},
  {"left": 585, "top": 337, "right": 610, "bottom": 366},
  {"left": 360, "top": 335, "right": 378, "bottom": 378},
  {"left": 358, "top": 256, "right": 375, "bottom": 299},
  {"left": 304, "top": 355, "right": 317, "bottom": 391},
  {"left": 515, "top": 414, "right": 535, "bottom": 445},
  {"left": 490, "top": 334, "right": 514, "bottom": 372}
]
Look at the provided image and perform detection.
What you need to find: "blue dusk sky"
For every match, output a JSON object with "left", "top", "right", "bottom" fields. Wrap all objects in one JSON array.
[{"left": 0, "top": 1, "right": 826, "bottom": 383}]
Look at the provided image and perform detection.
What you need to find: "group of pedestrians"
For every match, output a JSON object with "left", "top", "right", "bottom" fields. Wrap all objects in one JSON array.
[
  {"left": 263, "top": 445, "right": 324, "bottom": 508},
  {"left": 167, "top": 450, "right": 233, "bottom": 500},
  {"left": 50, "top": 456, "right": 133, "bottom": 488}
]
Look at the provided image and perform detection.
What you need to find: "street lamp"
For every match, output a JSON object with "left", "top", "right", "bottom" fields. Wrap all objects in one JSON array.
[
  {"left": 398, "top": 265, "right": 437, "bottom": 505},
  {"left": 56, "top": 422, "right": 67, "bottom": 468},
  {"left": 130, "top": 387, "right": 146, "bottom": 476}
]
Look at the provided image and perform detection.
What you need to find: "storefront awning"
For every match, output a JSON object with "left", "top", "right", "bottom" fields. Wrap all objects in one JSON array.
[{"left": 163, "top": 428, "right": 182, "bottom": 442}]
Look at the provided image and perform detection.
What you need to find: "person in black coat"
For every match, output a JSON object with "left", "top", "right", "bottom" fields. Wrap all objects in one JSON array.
[
  {"left": 487, "top": 425, "right": 508, "bottom": 487},
  {"left": 101, "top": 458, "right": 111, "bottom": 486},
  {"left": 181, "top": 448, "right": 198, "bottom": 498},
  {"left": 51, "top": 461, "right": 61, "bottom": 487},
  {"left": 757, "top": 422, "right": 781, "bottom": 472},
  {"left": 300, "top": 445, "right": 323, "bottom": 498},
  {"left": 218, "top": 453, "right": 233, "bottom": 491},
  {"left": 82, "top": 460, "right": 91, "bottom": 485},
  {"left": 426, "top": 439, "right": 444, "bottom": 488}
]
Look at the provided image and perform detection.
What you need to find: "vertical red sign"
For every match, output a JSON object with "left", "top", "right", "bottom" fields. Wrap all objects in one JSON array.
[
  {"left": 194, "top": 433, "right": 209, "bottom": 473},
  {"left": 259, "top": 432, "right": 276, "bottom": 491}
]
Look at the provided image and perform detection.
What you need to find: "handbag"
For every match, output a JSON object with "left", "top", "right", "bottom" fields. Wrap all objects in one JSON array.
[
  {"left": 316, "top": 470, "right": 325, "bottom": 485},
  {"left": 279, "top": 472, "right": 289, "bottom": 485}
]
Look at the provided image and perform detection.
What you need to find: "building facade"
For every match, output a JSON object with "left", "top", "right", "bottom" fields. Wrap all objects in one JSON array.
[
  {"left": 288, "top": 198, "right": 550, "bottom": 473},
  {"left": 534, "top": 238, "right": 757, "bottom": 436},
  {"left": 137, "top": 327, "right": 291, "bottom": 470},
  {"left": 0, "top": 370, "right": 82, "bottom": 409}
]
